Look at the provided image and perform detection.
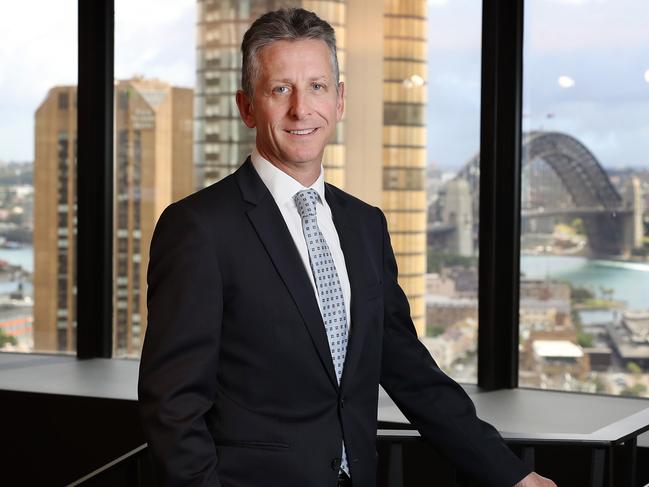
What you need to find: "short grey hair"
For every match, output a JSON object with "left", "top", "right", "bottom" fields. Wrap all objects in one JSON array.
[{"left": 241, "top": 8, "right": 340, "bottom": 99}]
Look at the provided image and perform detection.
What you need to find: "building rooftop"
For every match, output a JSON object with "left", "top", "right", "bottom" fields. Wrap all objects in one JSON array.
[
  {"left": 533, "top": 340, "right": 584, "bottom": 358},
  {"left": 425, "top": 295, "right": 477, "bottom": 307}
]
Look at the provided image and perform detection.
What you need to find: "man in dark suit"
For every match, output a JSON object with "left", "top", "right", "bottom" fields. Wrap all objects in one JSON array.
[{"left": 139, "top": 8, "right": 556, "bottom": 487}]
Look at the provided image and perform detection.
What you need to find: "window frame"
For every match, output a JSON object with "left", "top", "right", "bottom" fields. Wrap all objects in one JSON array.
[
  {"left": 76, "top": 0, "right": 114, "bottom": 358},
  {"left": 477, "top": 0, "right": 525, "bottom": 389}
]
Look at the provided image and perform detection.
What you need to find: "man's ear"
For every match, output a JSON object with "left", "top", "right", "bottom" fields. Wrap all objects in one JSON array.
[
  {"left": 336, "top": 81, "right": 345, "bottom": 122},
  {"left": 236, "top": 90, "right": 256, "bottom": 128}
]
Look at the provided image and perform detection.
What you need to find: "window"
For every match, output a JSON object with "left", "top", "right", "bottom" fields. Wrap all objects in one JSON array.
[
  {"left": 421, "top": 1, "right": 482, "bottom": 383},
  {"left": 0, "top": 1, "right": 77, "bottom": 353},
  {"left": 519, "top": 0, "right": 649, "bottom": 397},
  {"left": 113, "top": 0, "right": 195, "bottom": 357}
]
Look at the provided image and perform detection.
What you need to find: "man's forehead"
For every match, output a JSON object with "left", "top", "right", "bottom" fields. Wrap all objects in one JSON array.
[
  {"left": 258, "top": 38, "right": 330, "bottom": 63},
  {"left": 267, "top": 75, "right": 330, "bottom": 83},
  {"left": 257, "top": 39, "right": 334, "bottom": 81}
]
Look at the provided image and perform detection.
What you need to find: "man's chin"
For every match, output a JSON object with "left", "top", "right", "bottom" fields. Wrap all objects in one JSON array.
[{"left": 282, "top": 151, "right": 324, "bottom": 168}]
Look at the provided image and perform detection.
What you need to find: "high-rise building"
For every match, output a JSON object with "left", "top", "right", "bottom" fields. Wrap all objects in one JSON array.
[
  {"left": 380, "top": 0, "right": 427, "bottom": 334},
  {"left": 33, "top": 80, "right": 193, "bottom": 355},
  {"left": 113, "top": 79, "right": 194, "bottom": 356},
  {"left": 195, "top": 0, "right": 427, "bottom": 335},
  {"left": 34, "top": 85, "right": 77, "bottom": 352},
  {"left": 442, "top": 179, "right": 473, "bottom": 257}
]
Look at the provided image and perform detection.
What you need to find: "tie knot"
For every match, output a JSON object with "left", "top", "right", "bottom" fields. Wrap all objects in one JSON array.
[{"left": 294, "top": 189, "right": 319, "bottom": 218}]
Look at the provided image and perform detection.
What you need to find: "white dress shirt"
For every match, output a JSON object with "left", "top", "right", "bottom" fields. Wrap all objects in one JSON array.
[{"left": 250, "top": 148, "right": 352, "bottom": 330}]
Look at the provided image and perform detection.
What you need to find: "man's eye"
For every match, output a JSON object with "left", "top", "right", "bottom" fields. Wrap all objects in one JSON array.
[
  {"left": 313, "top": 83, "right": 324, "bottom": 91},
  {"left": 273, "top": 86, "right": 289, "bottom": 94}
]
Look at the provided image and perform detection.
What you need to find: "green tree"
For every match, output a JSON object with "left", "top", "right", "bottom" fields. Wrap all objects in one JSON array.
[
  {"left": 577, "top": 332, "right": 593, "bottom": 348},
  {"left": 0, "top": 329, "right": 17, "bottom": 348},
  {"left": 571, "top": 286, "right": 595, "bottom": 303},
  {"left": 627, "top": 362, "right": 642, "bottom": 375},
  {"left": 427, "top": 325, "right": 445, "bottom": 337},
  {"left": 570, "top": 218, "right": 585, "bottom": 235},
  {"left": 621, "top": 383, "right": 647, "bottom": 397},
  {"left": 427, "top": 248, "right": 477, "bottom": 273}
]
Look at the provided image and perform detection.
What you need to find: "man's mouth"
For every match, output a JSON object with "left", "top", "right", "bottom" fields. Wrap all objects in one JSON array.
[{"left": 286, "top": 128, "right": 317, "bottom": 136}]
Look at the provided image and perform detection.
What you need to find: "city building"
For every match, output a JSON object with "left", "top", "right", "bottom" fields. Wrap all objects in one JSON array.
[
  {"left": 520, "top": 279, "right": 571, "bottom": 302},
  {"left": 425, "top": 272, "right": 456, "bottom": 298},
  {"left": 0, "top": 298, "right": 33, "bottom": 351},
  {"left": 425, "top": 295, "right": 477, "bottom": 331},
  {"left": 608, "top": 310, "right": 649, "bottom": 369},
  {"left": 529, "top": 339, "right": 589, "bottom": 381},
  {"left": 34, "top": 85, "right": 77, "bottom": 352},
  {"left": 438, "top": 178, "right": 473, "bottom": 256},
  {"left": 33, "top": 80, "right": 193, "bottom": 355},
  {"left": 195, "top": 0, "right": 428, "bottom": 334}
]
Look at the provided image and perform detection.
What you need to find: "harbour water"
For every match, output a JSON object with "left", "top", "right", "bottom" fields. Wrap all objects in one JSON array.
[
  {"left": 0, "top": 248, "right": 647, "bottom": 312},
  {"left": 0, "top": 245, "right": 33, "bottom": 295},
  {"left": 521, "top": 255, "right": 649, "bottom": 311}
]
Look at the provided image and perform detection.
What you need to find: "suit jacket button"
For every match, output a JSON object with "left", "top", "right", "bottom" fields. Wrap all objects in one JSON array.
[
  {"left": 339, "top": 397, "right": 345, "bottom": 408},
  {"left": 331, "top": 457, "right": 342, "bottom": 471}
]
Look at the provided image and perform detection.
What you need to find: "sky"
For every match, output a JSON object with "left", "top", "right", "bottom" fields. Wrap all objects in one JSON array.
[{"left": 1, "top": 0, "right": 648, "bottom": 172}]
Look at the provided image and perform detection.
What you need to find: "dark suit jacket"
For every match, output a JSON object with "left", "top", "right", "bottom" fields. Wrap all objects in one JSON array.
[{"left": 138, "top": 158, "right": 530, "bottom": 487}]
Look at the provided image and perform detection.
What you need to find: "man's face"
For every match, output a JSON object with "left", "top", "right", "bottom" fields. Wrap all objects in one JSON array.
[{"left": 236, "top": 38, "right": 344, "bottom": 174}]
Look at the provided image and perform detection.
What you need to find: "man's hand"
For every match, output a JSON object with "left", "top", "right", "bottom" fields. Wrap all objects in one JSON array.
[{"left": 513, "top": 472, "right": 557, "bottom": 487}]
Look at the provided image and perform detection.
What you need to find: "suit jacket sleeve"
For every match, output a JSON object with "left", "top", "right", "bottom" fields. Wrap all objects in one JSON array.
[
  {"left": 377, "top": 209, "right": 530, "bottom": 487},
  {"left": 138, "top": 202, "right": 223, "bottom": 487}
]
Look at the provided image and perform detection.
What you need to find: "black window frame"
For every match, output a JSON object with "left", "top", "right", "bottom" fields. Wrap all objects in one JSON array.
[
  {"left": 36, "top": 0, "right": 525, "bottom": 390},
  {"left": 76, "top": 0, "right": 114, "bottom": 358}
]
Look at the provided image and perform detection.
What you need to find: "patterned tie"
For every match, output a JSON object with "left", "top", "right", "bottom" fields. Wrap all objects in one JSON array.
[{"left": 293, "top": 188, "right": 350, "bottom": 475}]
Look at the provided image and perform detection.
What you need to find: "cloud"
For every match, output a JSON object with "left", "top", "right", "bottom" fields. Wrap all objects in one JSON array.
[
  {"left": 0, "top": 0, "right": 196, "bottom": 161},
  {"left": 0, "top": 1, "right": 77, "bottom": 161},
  {"left": 528, "top": 0, "right": 647, "bottom": 52},
  {"left": 544, "top": 0, "right": 608, "bottom": 4},
  {"left": 115, "top": 0, "right": 196, "bottom": 87}
]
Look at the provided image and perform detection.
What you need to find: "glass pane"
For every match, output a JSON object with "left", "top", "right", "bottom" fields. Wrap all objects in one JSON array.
[
  {"left": 0, "top": 1, "right": 77, "bottom": 353},
  {"left": 113, "top": 0, "right": 195, "bottom": 357},
  {"left": 422, "top": 1, "right": 482, "bottom": 383},
  {"left": 520, "top": 0, "right": 649, "bottom": 397}
]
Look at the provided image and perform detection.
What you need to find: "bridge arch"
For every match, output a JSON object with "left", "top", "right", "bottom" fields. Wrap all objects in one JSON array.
[{"left": 454, "top": 131, "right": 633, "bottom": 256}]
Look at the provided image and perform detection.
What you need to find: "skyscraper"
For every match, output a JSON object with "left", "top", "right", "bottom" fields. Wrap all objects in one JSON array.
[
  {"left": 380, "top": 0, "right": 427, "bottom": 334},
  {"left": 34, "top": 85, "right": 77, "bottom": 352},
  {"left": 113, "top": 79, "right": 194, "bottom": 356},
  {"left": 195, "top": 0, "right": 427, "bottom": 335},
  {"left": 33, "top": 79, "right": 194, "bottom": 355}
]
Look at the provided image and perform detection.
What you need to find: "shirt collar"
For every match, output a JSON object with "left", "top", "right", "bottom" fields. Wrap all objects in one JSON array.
[{"left": 250, "top": 147, "right": 326, "bottom": 207}]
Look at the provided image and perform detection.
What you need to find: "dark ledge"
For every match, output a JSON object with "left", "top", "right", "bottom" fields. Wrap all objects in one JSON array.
[{"left": 2, "top": 351, "right": 649, "bottom": 447}]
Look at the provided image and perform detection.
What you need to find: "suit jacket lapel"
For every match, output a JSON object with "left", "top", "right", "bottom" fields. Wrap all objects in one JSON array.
[
  {"left": 235, "top": 159, "right": 339, "bottom": 390},
  {"left": 325, "top": 184, "right": 372, "bottom": 392}
]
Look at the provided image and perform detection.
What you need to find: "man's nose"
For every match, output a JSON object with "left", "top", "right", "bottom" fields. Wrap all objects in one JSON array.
[{"left": 288, "top": 90, "right": 311, "bottom": 119}]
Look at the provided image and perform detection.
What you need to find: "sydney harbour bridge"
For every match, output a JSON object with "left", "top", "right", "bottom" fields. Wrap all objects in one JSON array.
[{"left": 431, "top": 131, "right": 644, "bottom": 257}]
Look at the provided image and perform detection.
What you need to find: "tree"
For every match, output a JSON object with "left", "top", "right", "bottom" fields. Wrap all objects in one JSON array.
[
  {"left": 570, "top": 218, "right": 584, "bottom": 235},
  {"left": 0, "top": 329, "right": 17, "bottom": 348},
  {"left": 427, "top": 325, "right": 445, "bottom": 337},
  {"left": 627, "top": 362, "right": 642, "bottom": 375},
  {"left": 621, "top": 383, "right": 647, "bottom": 398},
  {"left": 571, "top": 286, "right": 594, "bottom": 303},
  {"left": 577, "top": 332, "right": 593, "bottom": 348}
]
